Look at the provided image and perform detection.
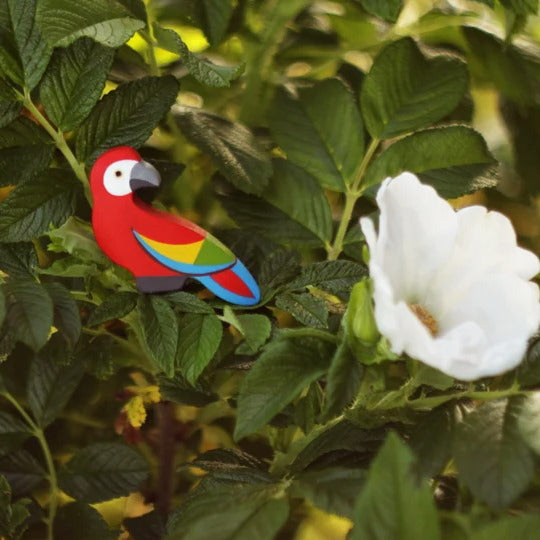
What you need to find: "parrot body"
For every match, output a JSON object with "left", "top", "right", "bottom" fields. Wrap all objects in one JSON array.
[{"left": 90, "top": 146, "right": 260, "bottom": 306}]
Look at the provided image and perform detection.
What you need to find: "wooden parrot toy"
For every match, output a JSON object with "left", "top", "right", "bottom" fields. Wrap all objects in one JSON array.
[{"left": 90, "top": 146, "right": 260, "bottom": 306}]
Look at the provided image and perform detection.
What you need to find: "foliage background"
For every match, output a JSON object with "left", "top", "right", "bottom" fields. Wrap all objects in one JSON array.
[{"left": 0, "top": 0, "right": 540, "bottom": 538}]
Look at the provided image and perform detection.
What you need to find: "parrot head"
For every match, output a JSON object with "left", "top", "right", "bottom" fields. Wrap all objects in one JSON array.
[{"left": 90, "top": 146, "right": 161, "bottom": 199}]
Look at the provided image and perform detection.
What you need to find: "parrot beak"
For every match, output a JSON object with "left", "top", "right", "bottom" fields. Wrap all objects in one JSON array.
[{"left": 130, "top": 161, "right": 161, "bottom": 192}]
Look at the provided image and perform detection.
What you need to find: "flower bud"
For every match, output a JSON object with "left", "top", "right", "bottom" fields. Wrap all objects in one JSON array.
[{"left": 346, "top": 279, "right": 379, "bottom": 346}]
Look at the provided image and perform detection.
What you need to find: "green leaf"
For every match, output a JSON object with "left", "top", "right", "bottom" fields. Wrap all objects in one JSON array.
[
  {"left": 166, "top": 484, "right": 289, "bottom": 540},
  {"left": 26, "top": 339, "right": 85, "bottom": 427},
  {"left": 124, "top": 511, "right": 165, "bottom": 540},
  {"left": 163, "top": 291, "right": 214, "bottom": 314},
  {"left": 0, "top": 475, "right": 30, "bottom": 540},
  {"left": 287, "top": 260, "right": 366, "bottom": 297},
  {"left": 453, "top": 398, "right": 534, "bottom": 509},
  {"left": 158, "top": 374, "right": 217, "bottom": 407},
  {"left": 516, "top": 392, "right": 540, "bottom": 455},
  {"left": 36, "top": 0, "right": 145, "bottom": 48},
  {"left": 0, "top": 243, "right": 36, "bottom": 279},
  {"left": 88, "top": 292, "right": 138, "bottom": 327},
  {"left": 0, "top": 102, "right": 22, "bottom": 129},
  {"left": 0, "top": 118, "right": 54, "bottom": 186},
  {"left": 0, "top": 0, "right": 52, "bottom": 90},
  {"left": 176, "top": 313, "right": 222, "bottom": 384},
  {"left": 235, "top": 314, "right": 272, "bottom": 354},
  {"left": 0, "top": 412, "right": 30, "bottom": 457},
  {"left": 269, "top": 80, "right": 364, "bottom": 191},
  {"left": 0, "top": 450, "right": 46, "bottom": 496},
  {"left": 360, "top": 0, "right": 403, "bottom": 22},
  {"left": 175, "top": 107, "right": 272, "bottom": 195},
  {"left": 40, "top": 37, "right": 115, "bottom": 131},
  {"left": 235, "top": 337, "right": 332, "bottom": 440},
  {"left": 323, "top": 342, "right": 363, "bottom": 420},
  {"left": 464, "top": 28, "right": 540, "bottom": 106},
  {"left": 153, "top": 24, "right": 243, "bottom": 87},
  {"left": 75, "top": 75, "right": 180, "bottom": 163},
  {"left": 5, "top": 280, "right": 53, "bottom": 351},
  {"left": 262, "top": 159, "right": 333, "bottom": 244},
  {"left": 58, "top": 442, "right": 149, "bottom": 503},
  {"left": 364, "top": 126, "right": 497, "bottom": 197},
  {"left": 217, "top": 184, "right": 325, "bottom": 247},
  {"left": 0, "top": 288, "right": 4, "bottom": 329},
  {"left": 408, "top": 405, "right": 456, "bottom": 478},
  {"left": 137, "top": 295, "right": 178, "bottom": 378},
  {"left": 193, "top": 0, "right": 234, "bottom": 46},
  {"left": 0, "top": 169, "right": 79, "bottom": 243},
  {"left": 44, "top": 283, "right": 81, "bottom": 348},
  {"left": 54, "top": 502, "right": 118, "bottom": 540},
  {"left": 472, "top": 514, "right": 540, "bottom": 540},
  {"left": 290, "top": 467, "right": 366, "bottom": 518},
  {"left": 499, "top": 0, "right": 538, "bottom": 15},
  {"left": 351, "top": 433, "right": 441, "bottom": 540},
  {"left": 275, "top": 292, "right": 328, "bottom": 328},
  {"left": 360, "top": 38, "right": 468, "bottom": 139}
]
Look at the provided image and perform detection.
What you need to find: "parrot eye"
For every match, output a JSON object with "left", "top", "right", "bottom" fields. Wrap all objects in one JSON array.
[
  {"left": 103, "top": 159, "right": 138, "bottom": 196},
  {"left": 115, "top": 170, "right": 122, "bottom": 177}
]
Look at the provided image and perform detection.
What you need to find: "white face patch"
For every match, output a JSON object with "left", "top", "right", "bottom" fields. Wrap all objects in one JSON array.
[{"left": 103, "top": 159, "right": 138, "bottom": 196}]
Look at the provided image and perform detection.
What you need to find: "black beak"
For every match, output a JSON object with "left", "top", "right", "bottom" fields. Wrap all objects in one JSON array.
[{"left": 130, "top": 161, "right": 161, "bottom": 191}]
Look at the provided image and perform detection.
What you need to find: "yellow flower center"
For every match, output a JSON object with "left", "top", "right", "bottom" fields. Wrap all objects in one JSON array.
[{"left": 409, "top": 303, "right": 439, "bottom": 336}]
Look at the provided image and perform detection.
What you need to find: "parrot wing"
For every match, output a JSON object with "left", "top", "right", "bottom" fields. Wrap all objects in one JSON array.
[{"left": 133, "top": 229, "right": 237, "bottom": 276}]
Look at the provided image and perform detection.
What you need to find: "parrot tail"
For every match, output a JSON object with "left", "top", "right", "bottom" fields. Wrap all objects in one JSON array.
[{"left": 195, "top": 260, "right": 260, "bottom": 306}]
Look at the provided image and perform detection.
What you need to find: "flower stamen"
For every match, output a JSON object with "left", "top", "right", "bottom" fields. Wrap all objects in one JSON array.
[{"left": 409, "top": 303, "right": 439, "bottom": 336}]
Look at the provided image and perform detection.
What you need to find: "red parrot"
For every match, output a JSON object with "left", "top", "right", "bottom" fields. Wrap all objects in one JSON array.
[{"left": 90, "top": 146, "right": 260, "bottom": 306}]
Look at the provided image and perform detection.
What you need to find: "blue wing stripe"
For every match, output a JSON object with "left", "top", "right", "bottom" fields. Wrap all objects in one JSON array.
[
  {"left": 134, "top": 231, "right": 234, "bottom": 275},
  {"left": 195, "top": 260, "right": 261, "bottom": 306}
]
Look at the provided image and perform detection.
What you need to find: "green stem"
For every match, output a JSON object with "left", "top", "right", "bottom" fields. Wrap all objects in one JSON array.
[
  {"left": 327, "top": 138, "right": 380, "bottom": 261},
  {"left": 21, "top": 90, "right": 91, "bottom": 202},
  {"left": 82, "top": 327, "right": 146, "bottom": 359},
  {"left": 2, "top": 392, "right": 58, "bottom": 540}
]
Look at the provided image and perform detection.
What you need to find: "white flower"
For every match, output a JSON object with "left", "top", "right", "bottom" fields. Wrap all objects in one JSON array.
[{"left": 360, "top": 173, "right": 540, "bottom": 381}]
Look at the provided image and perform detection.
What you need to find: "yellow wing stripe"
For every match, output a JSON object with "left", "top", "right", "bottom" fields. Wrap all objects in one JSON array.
[{"left": 137, "top": 233, "right": 204, "bottom": 264}]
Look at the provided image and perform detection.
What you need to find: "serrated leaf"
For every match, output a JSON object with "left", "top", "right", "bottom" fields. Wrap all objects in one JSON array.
[
  {"left": 351, "top": 433, "right": 441, "bottom": 540},
  {"left": 176, "top": 107, "right": 272, "bottom": 195},
  {"left": 364, "top": 126, "right": 497, "bottom": 197},
  {"left": 153, "top": 24, "right": 243, "bottom": 87},
  {"left": 287, "top": 260, "right": 366, "bottom": 297},
  {"left": 360, "top": 0, "right": 403, "bottom": 21},
  {"left": 516, "top": 392, "right": 540, "bottom": 455},
  {"left": 5, "top": 280, "right": 53, "bottom": 351},
  {"left": 453, "top": 398, "right": 534, "bottom": 509},
  {"left": 217, "top": 184, "right": 324, "bottom": 247},
  {"left": 137, "top": 295, "right": 178, "bottom": 378},
  {"left": 258, "top": 249, "right": 301, "bottom": 295},
  {"left": 176, "top": 313, "right": 222, "bottom": 384},
  {"left": 235, "top": 338, "right": 333, "bottom": 440},
  {"left": 44, "top": 283, "right": 81, "bottom": 347},
  {"left": 269, "top": 79, "right": 364, "bottom": 191},
  {"left": 27, "top": 338, "right": 85, "bottom": 427},
  {"left": 0, "top": 102, "right": 22, "bottom": 129},
  {"left": 275, "top": 292, "right": 328, "bottom": 328},
  {"left": 88, "top": 292, "right": 138, "bottom": 327},
  {"left": 0, "top": 243, "right": 36, "bottom": 278},
  {"left": 166, "top": 484, "right": 289, "bottom": 540},
  {"left": 36, "top": 0, "right": 145, "bottom": 48},
  {"left": 0, "top": 475, "right": 30, "bottom": 540},
  {"left": 290, "top": 467, "right": 366, "bottom": 518},
  {"left": 0, "top": 412, "right": 30, "bottom": 457},
  {"left": 323, "top": 342, "right": 363, "bottom": 420},
  {"left": 193, "top": 0, "right": 234, "bottom": 46},
  {"left": 262, "top": 159, "right": 333, "bottom": 244},
  {"left": 235, "top": 314, "right": 271, "bottom": 354},
  {"left": 0, "top": 118, "right": 54, "bottom": 186},
  {"left": 54, "top": 502, "right": 118, "bottom": 540},
  {"left": 158, "top": 374, "right": 218, "bottom": 407},
  {"left": 0, "top": 450, "right": 46, "bottom": 496},
  {"left": 162, "top": 291, "right": 213, "bottom": 314},
  {"left": 472, "top": 514, "right": 540, "bottom": 540},
  {"left": 58, "top": 442, "right": 148, "bottom": 503},
  {"left": 0, "top": 169, "right": 79, "bottom": 243},
  {"left": 361, "top": 38, "right": 468, "bottom": 139},
  {"left": 40, "top": 37, "right": 115, "bottom": 131},
  {"left": 75, "top": 75, "right": 180, "bottom": 163},
  {"left": 0, "top": 0, "right": 52, "bottom": 90}
]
